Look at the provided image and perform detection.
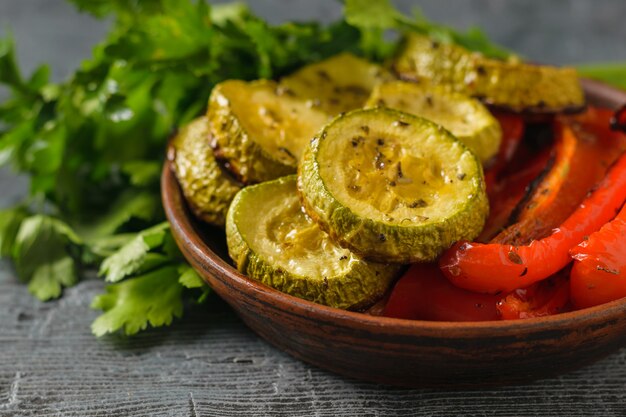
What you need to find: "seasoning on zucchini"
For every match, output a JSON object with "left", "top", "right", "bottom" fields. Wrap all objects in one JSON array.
[
  {"left": 393, "top": 33, "right": 585, "bottom": 113},
  {"left": 366, "top": 81, "right": 502, "bottom": 163},
  {"left": 169, "top": 117, "right": 242, "bottom": 227},
  {"left": 208, "top": 79, "right": 329, "bottom": 184},
  {"left": 298, "top": 107, "right": 488, "bottom": 263},
  {"left": 226, "top": 176, "right": 401, "bottom": 310},
  {"left": 280, "top": 52, "right": 395, "bottom": 115}
]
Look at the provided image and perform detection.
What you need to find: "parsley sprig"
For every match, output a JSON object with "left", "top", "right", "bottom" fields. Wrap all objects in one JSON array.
[{"left": 0, "top": 0, "right": 366, "bottom": 336}]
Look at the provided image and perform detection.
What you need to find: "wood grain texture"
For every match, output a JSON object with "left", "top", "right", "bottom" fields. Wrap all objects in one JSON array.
[{"left": 3, "top": 264, "right": 626, "bottom": 416}]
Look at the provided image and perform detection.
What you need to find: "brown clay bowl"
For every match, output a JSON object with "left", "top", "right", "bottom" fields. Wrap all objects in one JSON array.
[{"left": 163, "top": 79, "right": 626, "bottom": 388}]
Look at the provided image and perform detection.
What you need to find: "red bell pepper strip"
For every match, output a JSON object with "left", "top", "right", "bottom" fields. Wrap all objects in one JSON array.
[
  {"left": 440, "top": 151, "right": 626, "bottom": 294},
  {"left": 570, "top": 203, "right": 626, "bottom": 309},
  {"left": 497, "top": 271, "right": 570, "bottom": 320},
  {"left": 484, "top": 114, "right": 525, "bottom": 192},
  {"left": 478, "top": 141, "right": 552, "bottom": 242},
  {"left": 382, "top": 263, "right": 500, "bottom": 321},
  {"left": 493, "top": 111, "right": 626, "bottom": 245}
]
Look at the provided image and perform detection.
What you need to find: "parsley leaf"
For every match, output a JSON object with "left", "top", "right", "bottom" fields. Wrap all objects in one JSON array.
[
  {"left": 92, "top": 222, "right": 211, "bottom": 335},
  {"left": 0, "top": 35, "right": 28, "bottom": 93},
  {"left": 343, "top": 0, "right": 513, "bottom": 60},
  {"left": 11, "top": 215, "right": 81, "bottom": 300},
  {"left": 91, "top": 265, "right": 184, "bottom": 336},
  {"left": 78, "top": 191, "right": 162, "bottom": 242},
  {"left": 178, "top": 265, "right": 204, "bottom": 289},
  {"left": 28, "top": 256, "right": 77, "bottom": 301},
  {"left": 178, "top": 264, "right": 211, "bottom": 303},
  {"left": 99, "top": 222, "right": 170, "bottom": 282},
  {"left": 344, "top": 0, "right": 401, "bottom": 30},
  {"left": 67, "top": 0, "right": 164, "bottom": 19},
  {"left": 0, "top": 206, "right": 28, "bottom": 257}
]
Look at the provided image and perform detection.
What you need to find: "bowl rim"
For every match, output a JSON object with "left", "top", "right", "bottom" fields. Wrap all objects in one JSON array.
[{"left": 163, "top": 78, "right": 626, "bottom": 338}]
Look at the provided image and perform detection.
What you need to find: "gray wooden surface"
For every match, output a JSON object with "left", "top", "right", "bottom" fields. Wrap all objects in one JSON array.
[{"left": 2, "top": 1, "right": 626, "bottom": 416}]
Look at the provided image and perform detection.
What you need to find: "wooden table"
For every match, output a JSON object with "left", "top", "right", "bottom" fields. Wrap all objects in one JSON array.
[{"left": 2, "top": 1, "right": 626, "bottom": 415}]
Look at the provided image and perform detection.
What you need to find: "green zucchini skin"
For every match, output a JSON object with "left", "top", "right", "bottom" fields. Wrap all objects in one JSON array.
[
  {"left": 394, "top": 34, "right": 585, "bottom": 113},
  {"left": 280, "top": 52, "right": 396, "bottom": 116},
  {"left": 298, "top": 108, "right": 489, "bottom": 263},
  {"left": 170, "top": 117, "right": 242, "bottom": 227},
  {"left": 366, "top": 81, "right": 502, "bottom": 163},
  {"left": 208, "top": 79, "right": 329, "bottom": 184},
  {"left": 226, "top": 176, "right": 400, "bottom": 310}
]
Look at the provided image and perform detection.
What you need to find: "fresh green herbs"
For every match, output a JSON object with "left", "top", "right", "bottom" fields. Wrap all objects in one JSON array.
[
  {"left": 0, "top": 0, "right": 368, "bottom": 336},
  {"left": 91, "top": 223, "right": 210, "bottom": 336},
  {"left": 91, "top": 265, "right": 185, "bottom": 337},
  {"left": 0, "top": 207, "right": 82, "bottom": 301},
  {"left": 344, "top": 0, "right": 514, "bottom": 60},
  {"left": 577, "top": 63, "right": 626, "bottom": 90}
]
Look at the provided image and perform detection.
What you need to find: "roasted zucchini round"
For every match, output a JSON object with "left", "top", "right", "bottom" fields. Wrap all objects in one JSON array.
[
  {"left": 366, "top": 81, "right": 502, "bottom": 163},
  {"left": 280, "top": 52, "right": 395, "bottom": 116},
  {"left": 169, "top": 117, "right": 242, "bottom": 227},
  {"left": 226, "top": 175, "right": 401, "bottom": 310},
  {"left": 393, "top": 33, "right": 585, "bottom": 113},
  {"left": 208, "top": 79, "right": 329, "bottom": 184},
  {"left": 298, "top": 108, "right": 488, "bottom": 263}
]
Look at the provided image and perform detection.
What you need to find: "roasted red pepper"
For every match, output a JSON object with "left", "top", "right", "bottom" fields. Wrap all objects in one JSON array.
[
  {"left": 484, "top": 113, "right": 525, "bottom": 192},
  {"left": 382, "top": 263, "right": 501, "bottom": 321},
  {"left": 570, "top": 203, "right": 626, "bottom": 309},
  {"left": 440, "top": 151, "right": 626, "bottom": 294},
  {"left": 497, "top": 271, "right": 570, "bottom": 320},
  {"left": 479, "top": 141, "right": 552, "bottom": 242},
  {"left": 493, "top": 110, "right": 626, "bottom": 245}
]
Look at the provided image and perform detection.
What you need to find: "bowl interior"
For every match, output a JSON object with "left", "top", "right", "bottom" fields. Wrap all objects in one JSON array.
[
  {"left": 163, "top": 78, "right": 626, "bottom": 386},
  {"left": 165, "top": 78, "right": 626, "bottom": 331}
]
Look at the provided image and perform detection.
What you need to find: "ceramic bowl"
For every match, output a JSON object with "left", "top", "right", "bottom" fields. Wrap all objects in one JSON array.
[{"left": 162, "top": 79, "right": 626, "bottom": 387}]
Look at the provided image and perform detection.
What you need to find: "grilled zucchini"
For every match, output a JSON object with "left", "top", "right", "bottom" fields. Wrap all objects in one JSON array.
[
  {"left": 208, "top": 79, "right": 329, "bottom": 184},
  {"left": 226, "top": 176, "right": 401, "bottom": 310},
  {"left": 366, "top": 81, "right": 502, "bottom": 163},
  {"left": 298, "top": 108, "right": 488, "bottom": 263},
  {"left": 169, "top": 117, "right": 242, "bottom": 227},
  {"left": 280, "top": 53, "right": 395, "bottom": 115},
  {"left": 393, "top": 33, "right": 585, "bottom": 113}
]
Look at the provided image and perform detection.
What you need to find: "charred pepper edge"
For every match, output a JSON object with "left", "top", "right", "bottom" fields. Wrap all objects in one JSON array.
[{"left": 440, "top": 151, "right": 626, "bottom": 294}]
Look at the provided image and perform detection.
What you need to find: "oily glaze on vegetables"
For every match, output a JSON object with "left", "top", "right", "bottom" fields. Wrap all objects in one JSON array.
[
  {"left": 365, "top": 81, "right": 502, "bottom": 163},
  {"left": 165, "top": 29, "right": 626, "bottom": 320},
  {"left": 394, "top": 33, "right": 586, "bottom": 113},
  {"left": 280, "top": 53, "right": 394, "bottom": 115},
  {"left": 226, "top": 176, "right": 401, "bottom": 309},
  {"left": 491, "top": 109, "right": 626, "bottom": 245},
  {"left": 570, "top": 204, "right": 626, "bottom": 309},
  {"left": 298, "top": 107, "right": 488, "bottom": 263},
  {"left": 440, "top": 151, "right": 626, "bottom": 295},
  {"left": 208, "top": 79, "right": 329, "bottom": 184},
  {"left": 169, "top": 117, "right": 242, "bottom": 227}
]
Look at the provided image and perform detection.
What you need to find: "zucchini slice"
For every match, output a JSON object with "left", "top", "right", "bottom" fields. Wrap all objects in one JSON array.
[
  {"left": 169, "top": 117, "right": 242, "bottom": 227},
  {"left": 280, "top": 53, "right": 395, "bottom": 115},
  {"left": 208, "top": 79, "right": 329, "bottom": 184},
  {"left": 226, "top": 176, "right": 401, "bottom": 310},
  {"left": 298, "top": 108, "right": 488, "bottom": 263},
  {"left": 366, "top": 81, "right": 502, "bottom": 163},
  {"left": 393, "top": 33, "right": 585, "bottom": 113}
]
